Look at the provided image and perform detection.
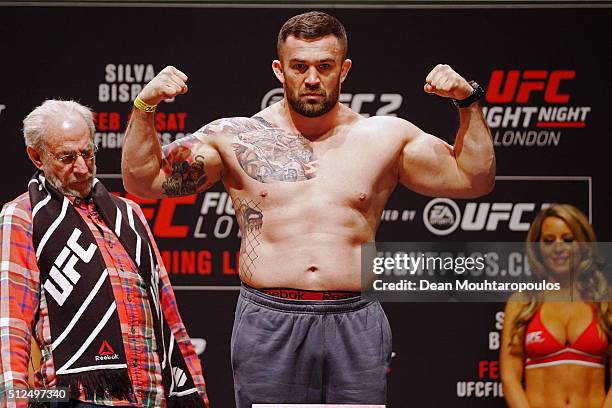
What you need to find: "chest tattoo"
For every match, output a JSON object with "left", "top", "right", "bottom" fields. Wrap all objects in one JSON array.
[{"left": 232, "top": 118, "right": 317, "bottom": 183}]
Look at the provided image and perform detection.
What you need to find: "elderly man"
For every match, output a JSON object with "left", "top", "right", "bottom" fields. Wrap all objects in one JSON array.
[{"left": 0, "top": 100, "right": 208, "bottom": 407}]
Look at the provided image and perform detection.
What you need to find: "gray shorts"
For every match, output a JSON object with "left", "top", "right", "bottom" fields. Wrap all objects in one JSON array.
[{"left": 231, "top": 284, "right": 392, "bottom": 407}]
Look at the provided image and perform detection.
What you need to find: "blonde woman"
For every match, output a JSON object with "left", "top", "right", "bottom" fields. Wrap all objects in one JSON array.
[{"left": 501, "top": 204, "right": 611, "bottom": 407}]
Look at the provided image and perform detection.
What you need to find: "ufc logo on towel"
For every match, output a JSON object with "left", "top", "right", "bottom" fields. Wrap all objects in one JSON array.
[{"left": 43, "top": 228, "right": 97, "bottom": 306}]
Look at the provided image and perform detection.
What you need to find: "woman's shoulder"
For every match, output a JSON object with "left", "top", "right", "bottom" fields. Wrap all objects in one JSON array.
[
  {"left": 504, "top": 292, "right": 532, "bottom": 318},
  {"left": 507, "top": 291, "right": 531, "bottom": 304}
]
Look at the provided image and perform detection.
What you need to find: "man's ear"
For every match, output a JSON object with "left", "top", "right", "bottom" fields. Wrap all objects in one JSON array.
[
  {"left": 26, "top": 146, "right": 44, "bottom": 170},
  {"left": 272, "top": 59, "right": 285, "bottom": 84},
  {"left": 340, "top": 59, "right": 352, "bottom": 83}
]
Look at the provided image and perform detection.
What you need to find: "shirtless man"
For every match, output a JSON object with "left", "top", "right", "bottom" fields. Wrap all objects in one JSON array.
[{"left": 122, "top": 11, "right": 495, "bottom": 406}]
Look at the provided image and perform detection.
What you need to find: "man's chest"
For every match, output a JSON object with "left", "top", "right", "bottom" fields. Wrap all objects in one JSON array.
[{"left": 219, "top": 123, "right": 401, "bottom": 192}]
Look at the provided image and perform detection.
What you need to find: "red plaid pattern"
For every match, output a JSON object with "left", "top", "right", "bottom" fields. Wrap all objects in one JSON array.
[{"left": 0, "top": 192, "right": 208, "bottom": 407}]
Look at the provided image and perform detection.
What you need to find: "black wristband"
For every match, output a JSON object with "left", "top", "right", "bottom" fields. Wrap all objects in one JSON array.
[{"left": 453, "top": 80, "right": 485, "bottom": 108}]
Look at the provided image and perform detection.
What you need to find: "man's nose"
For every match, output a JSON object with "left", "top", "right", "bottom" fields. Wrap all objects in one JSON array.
[
  {"left": 304, "top": 67, "right": 321, "bottom": 87},
  {"left": 72, "top": 155, "right": 91, "bottom": 175}
]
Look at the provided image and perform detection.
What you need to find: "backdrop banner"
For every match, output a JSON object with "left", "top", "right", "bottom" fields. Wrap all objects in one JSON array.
[{"left": 1, "top": 4, "right": 610, "bottom": 406}]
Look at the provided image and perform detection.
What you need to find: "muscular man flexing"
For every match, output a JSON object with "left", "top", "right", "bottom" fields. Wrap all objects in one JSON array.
[{"left": 122, "top": 11, "right": 495, "bottom": 407}]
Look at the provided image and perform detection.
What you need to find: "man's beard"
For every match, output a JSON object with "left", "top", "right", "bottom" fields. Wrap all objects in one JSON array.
[
  {"left": 43, "top": 163, "right": 96, "bottom": 198},
  {"left": 286, "top": 81, "right": 340, "bottom": 118}
]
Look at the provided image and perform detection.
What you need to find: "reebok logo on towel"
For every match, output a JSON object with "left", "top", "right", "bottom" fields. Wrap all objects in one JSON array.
[{"left": 95, "top": 340, "right": 119, "bottom": 361}]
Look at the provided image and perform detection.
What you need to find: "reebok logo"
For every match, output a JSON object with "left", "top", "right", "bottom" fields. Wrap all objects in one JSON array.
[
  {"left": 266, "top": 289, "right": 305, "bottom": 300},
  {"left": 95, "top": 340, "right": 119, "bottom": 361},
  {"left": 98, "top": 340, "right": 115, "bottom": 355}
]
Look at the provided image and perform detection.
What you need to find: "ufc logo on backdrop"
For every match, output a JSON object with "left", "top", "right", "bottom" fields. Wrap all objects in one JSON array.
[
  {"left": 461, "top": 202, "right": 543, "bottom": 231},
  {"left": 486, "top": 70, "right": 576, "bottom": 104},
  {"left": 44, "top": 228, "right": 97, "bottom": 306}
]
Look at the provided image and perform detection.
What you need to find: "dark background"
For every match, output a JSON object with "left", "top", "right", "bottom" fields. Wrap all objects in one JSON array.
[{"left": 1, "top": 3, "right": 610, "bottom": 406}]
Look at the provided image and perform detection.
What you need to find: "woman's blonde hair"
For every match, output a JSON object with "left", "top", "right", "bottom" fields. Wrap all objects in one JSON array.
[{"left": 509, "top": 204, "right": 610, "bottom": 350}]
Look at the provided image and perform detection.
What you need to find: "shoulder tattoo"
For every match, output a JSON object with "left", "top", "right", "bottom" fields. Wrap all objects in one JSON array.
[
  {"left": 161, "top": 134, "right": 208, "bottom": 197},
  {"left": 159, "top": 118, "right": 250, "bottom": 196}
]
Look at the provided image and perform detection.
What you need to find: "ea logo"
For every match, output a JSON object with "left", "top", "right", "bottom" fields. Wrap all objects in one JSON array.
[
  {"left": 261, "top": 88, "right": 284, "bottom": 110},
  {"left": 423, "top": 198, "right": 460, "bottom": 236}
]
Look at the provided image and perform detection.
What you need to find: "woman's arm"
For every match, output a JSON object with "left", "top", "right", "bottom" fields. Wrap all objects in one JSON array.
[{"left": 500, "top": 296, "right": 531, "bottom": 408}]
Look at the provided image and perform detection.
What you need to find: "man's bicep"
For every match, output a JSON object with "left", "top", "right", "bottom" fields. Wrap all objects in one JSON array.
[
  {"left": 399, "top": 131, "right": 467, "bottom": 197},
  {"left": 158, "top": 125, "right": 224, "bottom": 197}
]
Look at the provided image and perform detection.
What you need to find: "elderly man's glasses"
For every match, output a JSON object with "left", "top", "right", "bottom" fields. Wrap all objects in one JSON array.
[{"left": 48, "top": 145, "right": 98, "bottom": 165}]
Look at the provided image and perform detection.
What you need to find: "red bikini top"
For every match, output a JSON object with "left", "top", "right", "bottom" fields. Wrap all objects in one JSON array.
[{"left": 524, "top": 304, "right": 608, "bottom": 369}]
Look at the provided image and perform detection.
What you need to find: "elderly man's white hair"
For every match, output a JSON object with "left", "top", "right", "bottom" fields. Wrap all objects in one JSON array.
[{"left": 22, "top": 100, "right": 95, "bottom": 148}]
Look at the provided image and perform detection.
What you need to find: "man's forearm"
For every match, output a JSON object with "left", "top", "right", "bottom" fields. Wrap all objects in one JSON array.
[
  {"left": 122, "top": 66, "right": 189, "bottom": 198},
  {"left": 454, "top": 103, "right": 495, "bottom": 195},
  {"left": 421, "top": 65, "right": 495, "bottom": 196},
  {"left": 121, "top": 107, "right": 163, "bottom": 198},
  {"left": 149, "top": 215, "right": 209, "bottom": 407}
]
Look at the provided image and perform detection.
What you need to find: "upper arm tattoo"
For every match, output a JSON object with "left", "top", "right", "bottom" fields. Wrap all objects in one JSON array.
[
  {"left": 232, "top": 117, "right": 317, "bottom": 183},
  {"left": 159, "top": 118, "right": 248, "bottom": 196},
  {"left": 160, "top": 134, "right": 208, "bottom": 197}
]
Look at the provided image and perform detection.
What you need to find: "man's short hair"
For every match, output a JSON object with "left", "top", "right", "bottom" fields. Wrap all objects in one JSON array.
[
  {"left": 277, "top": 11, "right": 348, "bottom": 59},
  {"left": 23, "top": 100, "right": 95, "bottom": 148}
]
